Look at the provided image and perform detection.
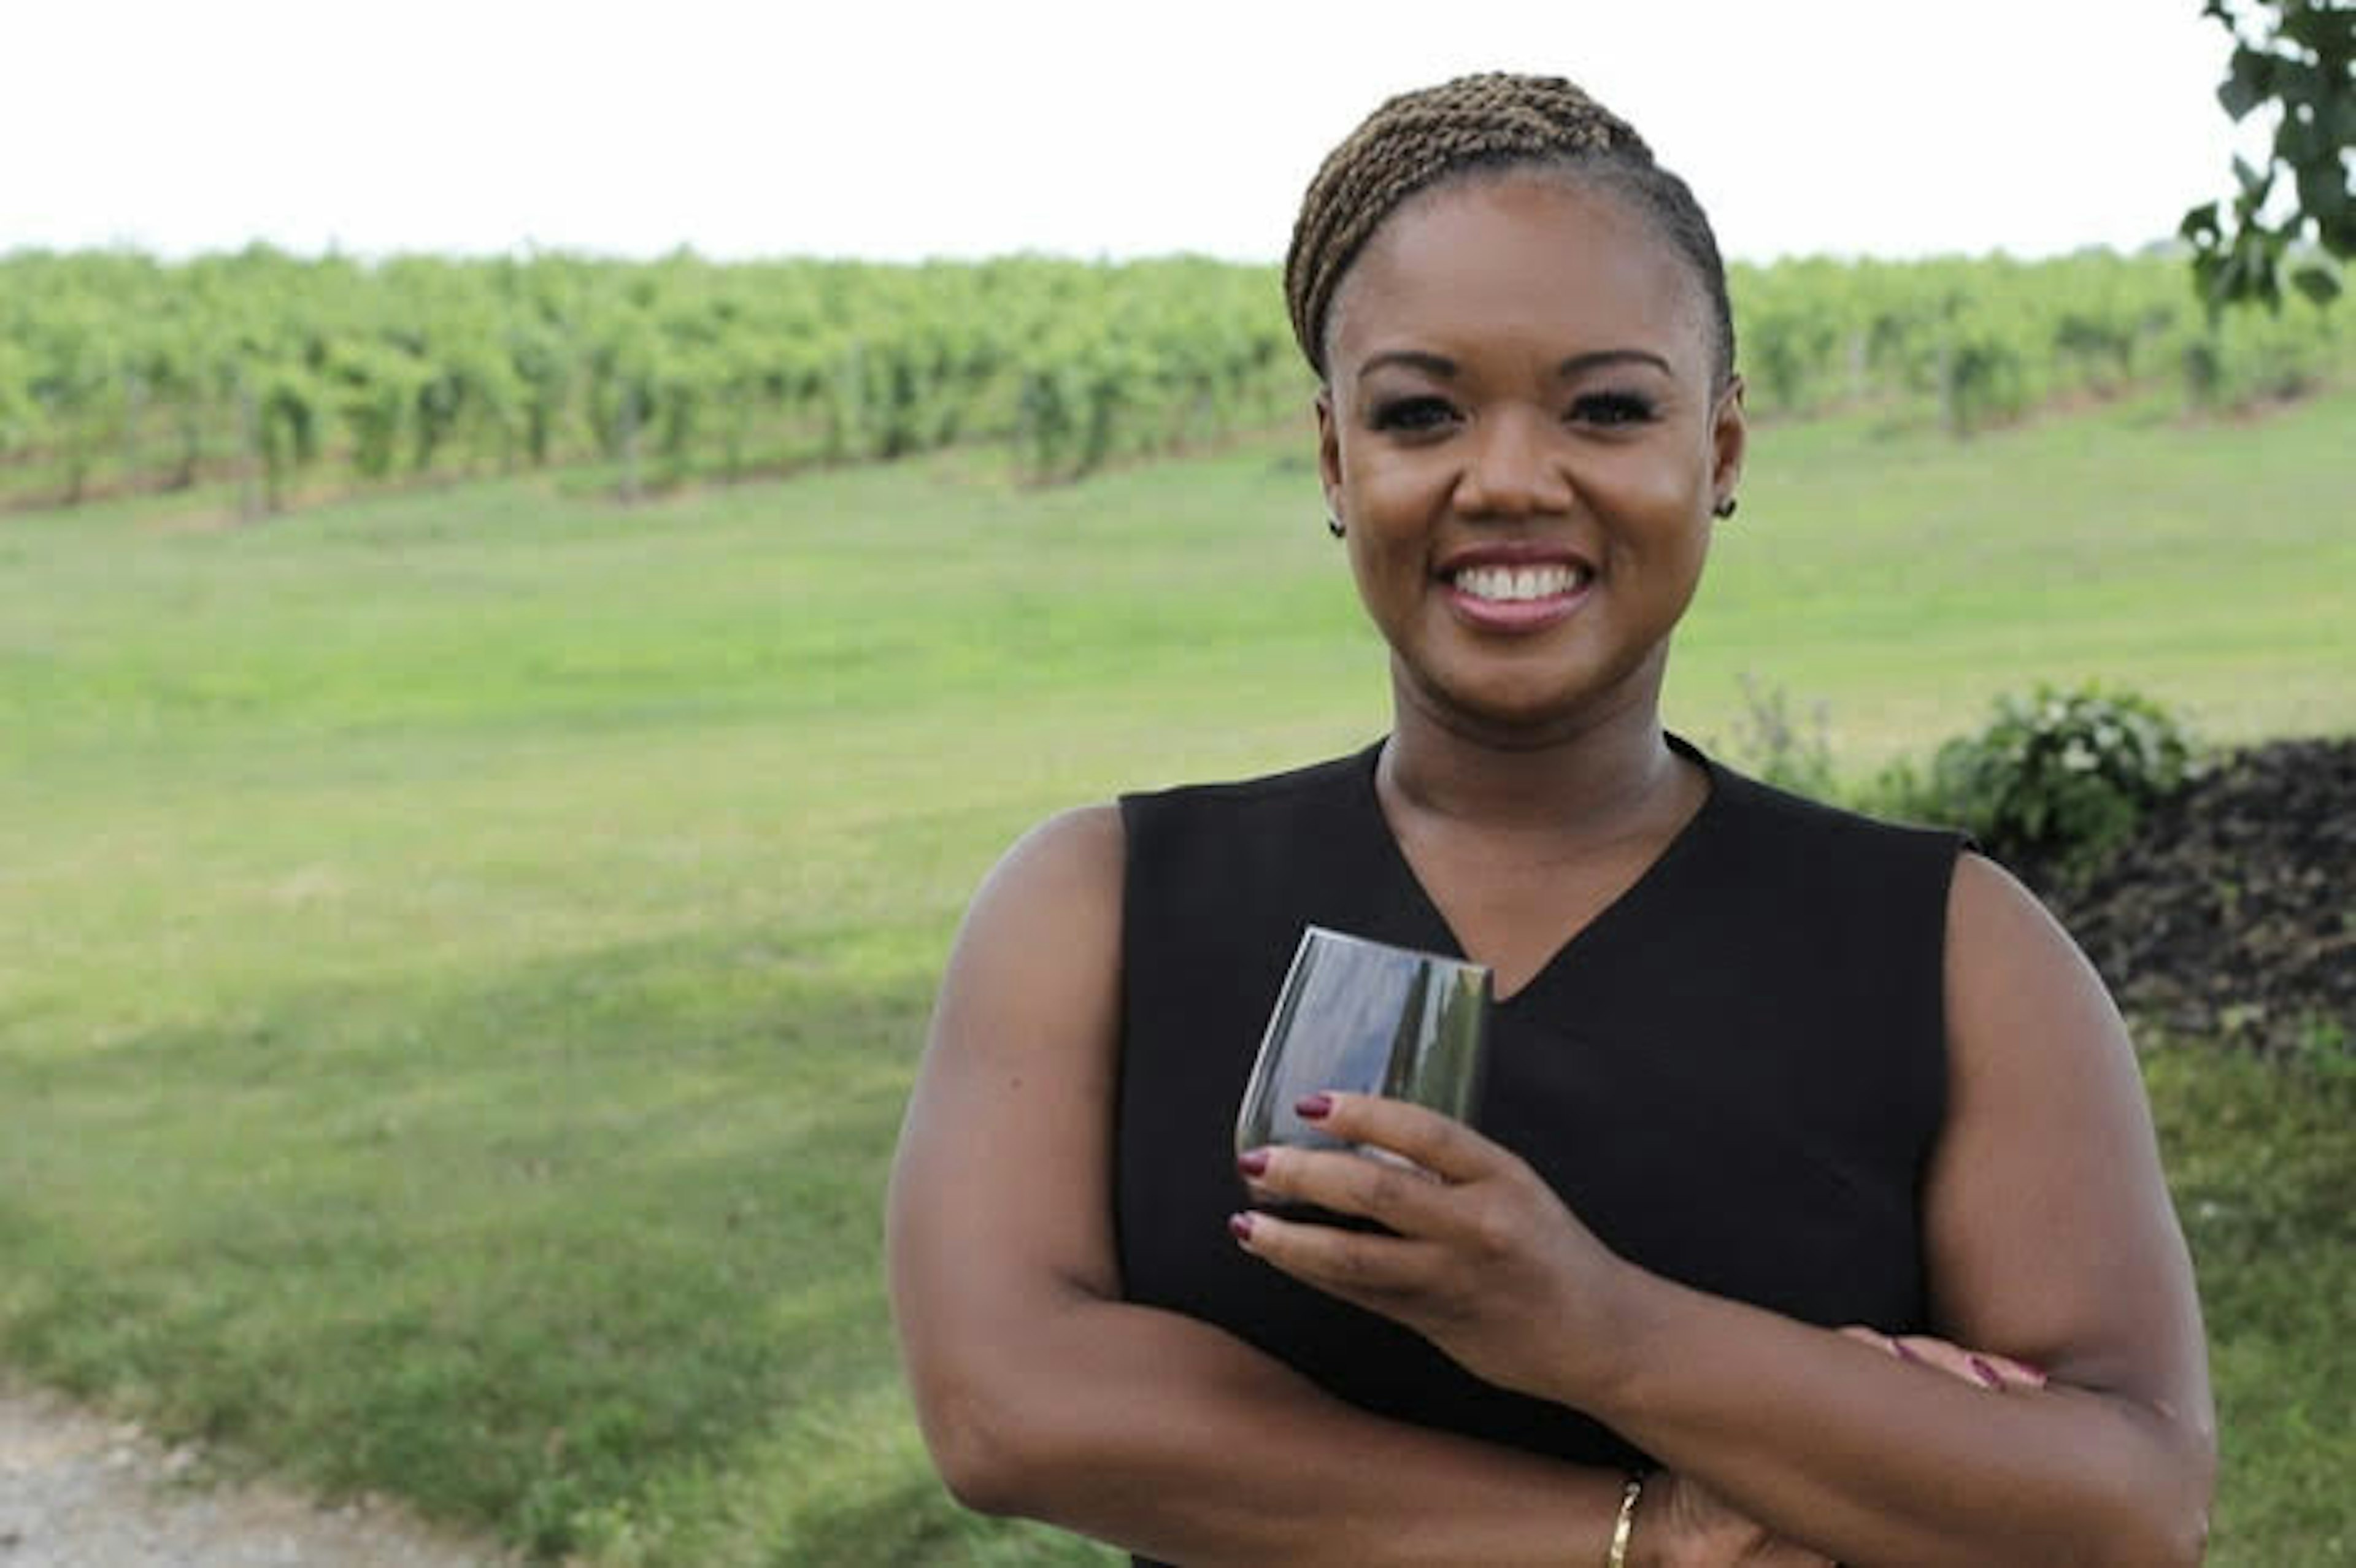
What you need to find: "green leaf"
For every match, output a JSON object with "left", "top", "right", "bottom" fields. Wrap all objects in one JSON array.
[
  {"left": 2274, "top": 104, "right": 2329, "bottom": 172},
  {"left": 2291, "top": 264, "right": 2343, "bottom": 306},
  {"left": 2279, "top": 1, "right": 2356, "bottom": 61},
  {"left": 2193, "top": 250, "right": 2230, "bottom": 309},
  {"left": 2295, "top": 159, "right": 2350, "bottom": 229},
  {"left": 2180, "top": 201, "right": 2224, "bottom": 244},
  {"left": 2211, "top": 241, "right": 2273, "bottom": 309},
  {"left": 2219, "top": 45, "right": 2275, "bottom": 121},
  {"left": 2254, "top": 256, "right": 2285, "bottom": 314}
]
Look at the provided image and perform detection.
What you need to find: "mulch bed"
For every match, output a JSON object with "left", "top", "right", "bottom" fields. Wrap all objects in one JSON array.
[{"left": 2018, "top": 737, "right": 2355, "bottom": 1056}]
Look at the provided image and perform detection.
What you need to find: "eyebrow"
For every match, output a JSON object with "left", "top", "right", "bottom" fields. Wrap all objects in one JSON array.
[{"left": 1355, "top": 347, "right": 1676, "bottom": 379}]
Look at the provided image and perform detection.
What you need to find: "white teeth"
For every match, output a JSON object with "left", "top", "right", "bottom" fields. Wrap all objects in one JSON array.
[{"left": 1453, "top": 563, "right": 1584, "bottom": 602}]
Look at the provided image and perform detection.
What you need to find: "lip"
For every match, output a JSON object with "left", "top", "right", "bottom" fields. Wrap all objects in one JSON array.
[
  {"left": 1433, "top": 540, "right": 1596, "bottom": 577},
  {"left": 1434, "top": 541, "right": 1596, "bottom": 634}
]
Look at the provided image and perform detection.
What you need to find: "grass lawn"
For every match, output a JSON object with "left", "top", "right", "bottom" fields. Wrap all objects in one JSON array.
[{"left": 0, "top": 388, "right": 2349, "bottom": 1564}]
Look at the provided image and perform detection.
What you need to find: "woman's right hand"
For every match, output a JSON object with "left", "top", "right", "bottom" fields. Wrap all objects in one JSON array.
[{"left": 1640, "top": 1471, "right": 1834, "bottom": 1566}]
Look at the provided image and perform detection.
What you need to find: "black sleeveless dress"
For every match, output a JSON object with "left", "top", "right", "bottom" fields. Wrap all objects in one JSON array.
[{"left": 1114, "top": 737, "right": 1963, "bottom": 1567}]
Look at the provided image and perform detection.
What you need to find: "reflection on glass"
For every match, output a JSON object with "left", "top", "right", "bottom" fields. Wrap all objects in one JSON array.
[{"left": 1235, "top": 925, "right": 1493, "bottom": 1162}]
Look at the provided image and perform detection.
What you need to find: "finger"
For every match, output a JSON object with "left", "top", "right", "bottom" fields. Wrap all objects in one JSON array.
[
  {"left": 1238, "top": 1142, "right": 1455, "bottom": 1236},
  {"left": 1844, "top": 1326, "right": 1968, "bottom": 1380},
  {"left": 1974, "top": 1351, "right": 2049, "bottom": 1390},
  {"left": 1657, "top": 1474, "right": 1836, "bottom": 1566},
  {"left": 1889, "top": 1334, "right": 2047, "bottom": 1391},
  {"left": 1839, "top": 1324, "right": 1951, "bottom": 1374},
  {"left": 1903, "top": 1328, "right": 2035, "bottom": 1384},
  {"left": 1228, "top": 1207, "right": 1452, "bottom": 1305},
  {"left": 1841, "top": 1326, "right": 2047, "bottom": 1391},
  {"left": 1296, "top": 1091, "right": 1503, "bottom": 1184}
]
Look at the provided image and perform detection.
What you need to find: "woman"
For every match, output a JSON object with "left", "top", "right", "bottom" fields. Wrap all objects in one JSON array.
[{"left": 888, "top": 74, "right": 2214, "bottom": 1567}]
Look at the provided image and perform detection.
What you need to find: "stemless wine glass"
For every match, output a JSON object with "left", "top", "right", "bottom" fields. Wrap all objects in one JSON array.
[{"left": 1234, "top": 926, "right": 1493, "bottom": 1170}]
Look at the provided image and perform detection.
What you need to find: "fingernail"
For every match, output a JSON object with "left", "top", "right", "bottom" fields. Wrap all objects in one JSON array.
[
  {"left": 1227, "top": 1212, "right": 1257, "bottom": 1243},
  {"left": 1295, "top": 1092, "right": 1334, "bottom": 1120},
  {"left": 1889, "top": 1335, "right": 1921, "bottom": 1364},
  {"left": 1236, "top": 1148, "right": 1270, "bottom": 1178},
  {"left": 1969, "top": 1356, "right": 2004, "bottom": 1390}
]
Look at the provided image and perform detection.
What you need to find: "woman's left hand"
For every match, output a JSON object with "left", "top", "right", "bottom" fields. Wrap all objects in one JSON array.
[
  {"left": 1836, "top": 1324, "right": 2047, "bottom": 1393},
  {"left": 1232, "top": 1091, "right": 1638, "bottom": 1404}
]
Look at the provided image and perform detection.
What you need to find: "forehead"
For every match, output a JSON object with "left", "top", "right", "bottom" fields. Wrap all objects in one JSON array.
[{"left": 1327, "top": 171, "right": 1707, "bottom": 381}]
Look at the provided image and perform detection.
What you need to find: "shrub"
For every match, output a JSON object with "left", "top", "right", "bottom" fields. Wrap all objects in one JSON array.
[
  {"left": 1724, "top": 672, "right": 1838, "bottom": 801},
  {"left": 1914, "top": 685, "right": 2197, "bottom": 875}
]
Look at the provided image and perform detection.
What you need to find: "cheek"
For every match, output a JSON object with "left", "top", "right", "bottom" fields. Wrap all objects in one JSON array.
[
  {"left": 1582, "top": 441, "right": 1711, "bottom": 520},
  {"left": 1338, "top": 430, "right": 1415, "bottom": 496},
  {"left": 1340, "top": 436, "right": 1453, "bottom": 534},
  {"left": 1338, "top": 456, "right": 1436, "bottom": 577},
  {"left": 1345, "top": 528, "right": 1426, "bottom": 626}
]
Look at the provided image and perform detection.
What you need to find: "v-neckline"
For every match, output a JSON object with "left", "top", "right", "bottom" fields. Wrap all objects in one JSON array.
[{"left": 1353, "top": 733, "right": 1724, "bottom": 1007}]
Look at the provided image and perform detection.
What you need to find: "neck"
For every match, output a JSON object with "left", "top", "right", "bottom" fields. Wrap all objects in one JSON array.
[{"left": 1380, "top": 666, "right": 1685, "bottom": 837}]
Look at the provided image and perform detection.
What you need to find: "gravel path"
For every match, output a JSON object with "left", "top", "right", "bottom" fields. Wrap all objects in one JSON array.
[{"left": 0, "top": 1382, "right": 507, "bottom": 1568}]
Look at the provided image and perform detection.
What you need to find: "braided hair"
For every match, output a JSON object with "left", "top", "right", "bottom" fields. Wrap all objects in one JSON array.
[{"left": 1284, "top": 72, "right": 1736, "bottom": 390}]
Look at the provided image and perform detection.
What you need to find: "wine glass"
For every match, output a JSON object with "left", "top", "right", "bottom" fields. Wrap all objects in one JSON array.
[{"left": 1234, "top": 926, "right": 1493, "bottom": 1213}]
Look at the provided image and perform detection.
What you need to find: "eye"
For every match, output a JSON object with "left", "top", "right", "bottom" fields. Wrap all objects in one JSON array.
[
  {"left": 1569, "top": 390, "right": 1658, "bottom": 426},
  {"left": 1369, "top": 395, "right": 1460, "bottom": 434}
]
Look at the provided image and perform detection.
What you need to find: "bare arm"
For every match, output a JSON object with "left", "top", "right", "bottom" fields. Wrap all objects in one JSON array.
[
  {"left": 887, "top": 806, "right": 1668, "bottom": 1567},
  {"left": 1603, "top": 853, "right": 2214, "bottom": 1565},
  {"left": 1239, "top": 853, "right": 2215, "bottom": 1567}
]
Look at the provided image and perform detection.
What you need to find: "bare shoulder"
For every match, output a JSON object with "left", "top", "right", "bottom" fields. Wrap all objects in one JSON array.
[
  {"left": 891, "top": 803, "right": 1129, "bottom": 1309},
  {"left": 1926, "top": 851, "right": 2209, "bottom": 1420},
  {"left": 923, "top": 801, "right": 1128, "bottom": 1099},
  {"left": 963, "top": 802, "right": 1125, "bottom": 940},
  {"left": 1938, "top": 848, "right": 2150, "bottom": 1182},
  {"left": 1941, "top": 850, "right": 2138, "bottom": 1093}
]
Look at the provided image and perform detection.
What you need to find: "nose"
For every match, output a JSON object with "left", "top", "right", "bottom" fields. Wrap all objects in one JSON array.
[{"left": 1453, "top": 407, "right": 1573, "bottom": 519}]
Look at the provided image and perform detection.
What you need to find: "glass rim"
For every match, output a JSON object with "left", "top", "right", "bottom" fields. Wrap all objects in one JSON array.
[{"left": 1296, "top": 923, "right": 1491, "bottom": 982}]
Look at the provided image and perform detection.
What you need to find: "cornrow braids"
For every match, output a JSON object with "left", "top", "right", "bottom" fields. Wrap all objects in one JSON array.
[{"left": 1284, "top": 72, "right": 1737, "bottom": 391}]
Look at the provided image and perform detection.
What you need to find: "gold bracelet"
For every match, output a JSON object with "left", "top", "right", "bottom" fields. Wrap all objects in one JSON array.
[{"left": 1605, "top": 1472, "right": 1644, "bottom": 1568}]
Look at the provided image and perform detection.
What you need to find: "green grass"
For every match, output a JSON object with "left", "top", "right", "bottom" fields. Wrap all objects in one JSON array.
[
  {"left": 2149, "top": 1043, "right": 2355, "bottom": 1565},
  {"left": 0, "top": 388, "right": 2350, "bottom": 1564}
]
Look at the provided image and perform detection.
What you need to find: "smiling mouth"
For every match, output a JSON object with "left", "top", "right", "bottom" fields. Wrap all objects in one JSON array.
[{"left": 1449, "top": 563, "right": 1592, "bottom": 602}]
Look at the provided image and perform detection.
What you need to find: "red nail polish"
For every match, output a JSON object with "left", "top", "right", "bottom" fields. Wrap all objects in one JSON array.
[
  {"left": 1237, "top": 1148, "right": 1270, "bottom": 1178},
  {"left": 1969, "top": 1356, "right": 2004, "bottom": 1390},
  {"left": 1228, "top": 1212, "right": 1256, "bottom": 1243},
  {"left": 1295, "top": 1092, "right": 1334, "bottom": 1120}
]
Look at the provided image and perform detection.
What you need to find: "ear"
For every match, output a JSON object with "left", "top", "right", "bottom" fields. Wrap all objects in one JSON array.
[
  {"left": 1709, "top": 374, "right": 1748, "bottom": 511},
  {"left": 1315, "top": 387, "right": 1343, "bottom": 521}
]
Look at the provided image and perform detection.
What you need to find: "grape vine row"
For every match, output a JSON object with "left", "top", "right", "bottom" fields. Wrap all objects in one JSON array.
[{"left": 0, "top": 246, "right": 2341, "bottom": 513}]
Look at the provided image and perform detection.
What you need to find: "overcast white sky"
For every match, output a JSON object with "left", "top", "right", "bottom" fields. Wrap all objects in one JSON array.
[{"left": 2, "top": 0, "right": 2263, "bottom": 266}]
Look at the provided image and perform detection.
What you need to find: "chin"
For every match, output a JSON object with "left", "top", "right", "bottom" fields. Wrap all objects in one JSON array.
[
  {"left": 1423, "top": 680, "right": 1596, "bottom": 737},
  {"left": 1407, "top": 647, "right": 1661, "bottom": 737}
]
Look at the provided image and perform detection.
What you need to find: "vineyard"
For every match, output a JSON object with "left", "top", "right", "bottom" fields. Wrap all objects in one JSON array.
[{"left": 0, "top": 244, "right": 2346, "bottom": 513}]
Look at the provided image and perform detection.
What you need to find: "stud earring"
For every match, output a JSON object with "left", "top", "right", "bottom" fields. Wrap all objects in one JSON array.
[
  {"left": 1713, "top": 496, "right": 1739, "bottom": 520},
  {"left": 1326, "top": 513, "right": 1346, "bottom": 539}
]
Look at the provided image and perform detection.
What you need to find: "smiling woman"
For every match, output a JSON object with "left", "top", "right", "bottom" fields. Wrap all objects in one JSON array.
[
  {"left": 1315, "top": 173, "right": 1735, "bottom": 758},
  {"left": 888, "top": 72, "right": 2215, "bottom": 1568}
]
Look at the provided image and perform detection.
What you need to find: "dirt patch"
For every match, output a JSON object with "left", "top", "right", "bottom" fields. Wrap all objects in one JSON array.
[
  {"left": 2029, "top": 737, "right": 2355, "bottom": 1056},
  {"left": 0, "top": 1380, "right": 509, "bottom": 1568}
]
